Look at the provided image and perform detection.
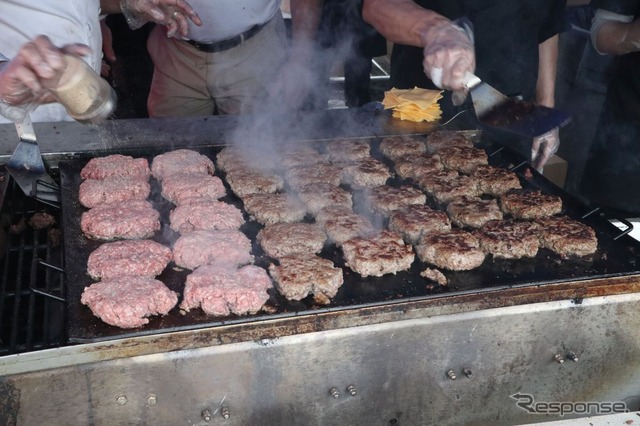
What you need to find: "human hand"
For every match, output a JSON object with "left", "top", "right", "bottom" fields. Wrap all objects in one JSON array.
[
  {"left": 100, "top": 19, "right": 116, "bottom": 78},
  {"left": 119, "top": 0, "right": 202, "bottom": 38},
  {"left": 531, "top": 127, "right": 560, "bottom": 171}
]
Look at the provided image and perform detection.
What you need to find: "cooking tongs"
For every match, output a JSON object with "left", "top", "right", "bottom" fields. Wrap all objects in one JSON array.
[{"left": 6, "top": 114, "right": 59, "bottom": 203}]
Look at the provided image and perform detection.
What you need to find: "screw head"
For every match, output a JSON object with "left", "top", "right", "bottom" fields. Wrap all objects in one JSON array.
[
  {"left": 462, "top": 368, "right": 473, "bottom": 379},
  {"left": 147, "top": 394, "right": 157, "bottom": 405},
  {"left": 329, "top": 387, "right": 340, "bottom": 398},
  {"left": 116, "top": 395, "right": 127, "bottom": 406},
  {"left": 201, "top": 409, "right": 212, "bottom": 422},
  {"left": 446, "top": 369, "right": 457, "bottom": 380},
  {"left": 347, "top": 385, "right": 357, "bottom": 396},
  {"left": 221, "top": 406, "right": 230, "bottom": 419}
]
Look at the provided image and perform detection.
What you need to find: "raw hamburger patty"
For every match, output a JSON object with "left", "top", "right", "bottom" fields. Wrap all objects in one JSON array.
[
  {"left": 537, "top": 216, "right": 598, "bottom": 257},
  {"left": 151, "top": 149, "right": 215, "bottom": 180},
  {"left": 80, "top": 154, "right": 150, "bottom": 180},
  {"left": 257, "top": 222, "right": 327, "bottom": 258},
  {"left": 242, "top": 193, "right": 306, "bottom": 225},
  {"left": 500, "top": 189, "right": 562, "bottom": 219},
  {"left": 269, "top": 253, "right": 343, "bottom": 305},
  {"left": 379, "top": 136, "right": 427, "bottom": 161},
  {"left": 389, "top": 204, "right": 452, "bottom": 245},
  {"left": 173, "top": 229, "right": 253, "bottom": 270},
  {"left": 342, "top": 230, "right": 415, "bottom": 277},
  {"left": 446, "top": 196, "right": 503, "bottom": 229},
  {"left": 285, "top": 162, "right": 342, "bottom": 189},
  {"left": 81, "top": 276, "right": 177, "bottom": 328},
  {"left": 394, "top": 153, "right": 443, "bottom": 181},
  {"left": 216, "top": 146, "right": 278, "bottom": 173},
  {"left": 477, "top": 219, "right": 541, "bottom": 259},
  {"left": 87, "top": 239, "right": 172, "bottom": 280},
  {"left": 364, "top": 184, "right": 427, "bottom": 216},
  {"left": 472, "top": 165, "right": 522, "bottom": 196},
  {"left": 325, "top": 139, "right": 371, "bottom": 162},
  {"left": 419, "top": 171, "right": 480, "bottom": 204},
  {"left": 79, "top": 176, "right": 150, "bottom": 208},
  {"left": 225, "top": 168, "right": 284, "bottom": 197},
  {"left": 295, "top": 182, "right": 353, "bottom": 216},
  {"left": 315, "top": 206, "right": 375, "bottom": 246},
  {"left": 436, "top": 145, "right": 488, "bottom": 174},
  {"left": 160, "top": 172, "right": 226, "bottom": 205},
  {"left": 424, "top": 130, "right": 474, "bottom": 154},
  {"left": 180, "top": 264, "right": 272, "bottom": 316},
  {"left": 170, "top": 199, "right": 244, "bottom": 234},
  {"left": 341, "top": 157, "right": 391, "bottom": 189},
  {"left": 416, "top": 229, "right": 486, "bottom": 271},
  {"left": 81, "top": 200, "right": 160, "bottom": 240}
]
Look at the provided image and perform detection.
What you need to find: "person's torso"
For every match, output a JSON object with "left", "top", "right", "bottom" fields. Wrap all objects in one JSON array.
[{"left": 186, "top": 0, "right": 280, "bottom": 43}]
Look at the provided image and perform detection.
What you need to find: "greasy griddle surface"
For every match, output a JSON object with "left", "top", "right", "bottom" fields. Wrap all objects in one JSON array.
[{"left": 61, "top": 140, "right": 640, "bottom": 343}]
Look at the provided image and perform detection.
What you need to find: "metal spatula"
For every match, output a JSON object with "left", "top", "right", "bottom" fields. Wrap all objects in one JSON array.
[{"left": 6, "top": 114, "right": 59, "bottom": 202}]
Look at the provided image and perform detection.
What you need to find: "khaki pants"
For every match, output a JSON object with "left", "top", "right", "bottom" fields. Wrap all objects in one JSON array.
[{"left": 146, "top": 15, "right": 288, "bottom": 117}]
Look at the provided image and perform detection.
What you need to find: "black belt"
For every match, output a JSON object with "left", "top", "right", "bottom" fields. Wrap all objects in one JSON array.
[{"left": 186, "top": 20, "right": 270, "bottom": 53}]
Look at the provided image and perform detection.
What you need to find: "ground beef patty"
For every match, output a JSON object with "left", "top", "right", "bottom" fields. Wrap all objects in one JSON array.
[
  {"left": 325, "top": 139, "right": 371, "bottom": 162},
  {"left": 419, "top": 171, "right": 480, "bottom": 204},
  {"left": 180, "top": 264, "right": 271, "bottom": 316},
  {"left": 315, "top": 206, "right": 375, "bottom": 246},
  {"left": 173, "top": 229, "right": 253, "bottom": 270},
  {"left": 160, "top": 172, "right": 226, "bottom": 205},
  {"left": 472, "top": 165, "right": 521, "bottom": 196},
  {"left": 436, "top": 145, "right": 488, "bottom": 174},
  {"left": 416, "top": 229, "right": 485, "bottom": 271},
  {"left": 446, "top": 196, "right": 503, "bottom": 229},
  {"left": 170, "top": 199, "right": 244, "bottom": 234},
  {"left": 379, "top": 135, "right": 426, "bottom": 161},
  {"left": 242, "top": 193, "right": 306, "bottom": 225},
  {"left": 81, "top": 276, "right": 177, "bottom": 328},
  {"left": 269, "top": 253, "right": 343, "bottom": 305},
  {"left": 81, "top": 200, "right": 160, "bottom": 240},
  {"left": 500, "top": 189, "right": 563, "bottom": 219},
  {"left": 389, "top": 204, "right": 451, "bottom": 245},
  {"left": 342, "top": 230, "right": 415, "bottom": 277},
  {"left": 280, "top": 145, "right": 327, "bottom": 168},
  {"left": 424, "top": 130, "right": 475, "bottom": 154},
  {"left": 80, "top": 154, "right": 150, "bottom": 180},
  {"left": 394, "top": 153, "right": 443, "bottom": 181},
  {"left": 341, "top": 157, "right": 391, "bottom": 189},
  {"left": 79, "top": 176, "right": 151, "bottom": 209},
  {"left": 216, "top": 146, "right": 278, "bottom": 173},
  {"left": 87, "top": 239, "right": 172, "bottom": 280},
  {"left": 537, "top": 216, "right": 598, "bottom": 257},
  {"left": 364, "top": 184, "right": 427, "bottom": 216},
  {"left": 295, "top": 182, "right": 353, "bottom": 216},
  {"left": 151, "top": 149, "right": 215, "bottom": 181},
  {"left": 285, "top": 162, "right": 342, "bottom": 189},
  {"left": 257, "top": 222, "right": 326, "bottom": 258},
  {"left": 225, "top": 168, "right": 284, "bottom": 197},
  {"left": 477, "top": 219, "right": 541, "bottom": 259}
]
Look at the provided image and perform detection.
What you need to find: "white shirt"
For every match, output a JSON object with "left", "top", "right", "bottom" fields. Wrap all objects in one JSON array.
[
  {"left": 186, "top": 0, "right": 281, "bottom": 43},
  {"left": 0, "top": 0, "right": 102, "bottom": 123}
]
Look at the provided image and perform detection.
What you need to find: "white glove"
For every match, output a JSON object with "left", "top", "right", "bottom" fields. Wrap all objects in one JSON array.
[
  {"left": 531, "top": 127, "right": 560, "bottom": 172},
  {"left": 119, "top": 0, "right": 202, "bottom": 38}
]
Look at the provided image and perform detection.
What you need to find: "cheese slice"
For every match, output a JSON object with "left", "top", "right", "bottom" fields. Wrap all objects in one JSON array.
[{"left": 383, "top": 87, "right": 443, "bottom": 123}]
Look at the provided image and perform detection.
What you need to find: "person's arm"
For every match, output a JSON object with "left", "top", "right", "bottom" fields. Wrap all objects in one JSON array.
[
  {"left": 536, "top": 34, "right": 559, "bottom": 108},
  {"left": 593, "top": 13, "right": 640, "bottom": 55},
  {"left": 290, "top": 0, "right": 323, "bottom": 57}
]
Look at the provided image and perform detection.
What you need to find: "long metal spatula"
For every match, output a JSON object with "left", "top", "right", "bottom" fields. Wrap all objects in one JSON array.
[
  {"left": 462, "top": 71, "right": 571, "bottom": 138},
  {"left": 6, "top": 114, "right": 59, "bottom": 202}
]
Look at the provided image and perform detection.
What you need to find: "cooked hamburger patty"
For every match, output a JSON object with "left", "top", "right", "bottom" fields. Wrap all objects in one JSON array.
[
  {"left": 421, "top": 267, "right": 448, "bottom": 286},
  {"left": 216, "top": 146, "right": 278, "bottom": 173},
  {"left": 424, "top": 130, "right": 475, "bottom": 154},
  {"left": 416, "top": 229, "right": 485, "bottom": 271},
  {"left": 151, "top": 149, "right": 215, "bottom": 180},
  {"left": 180, "top": 264, "right": 271, "bottom": 316},
  {"left": 225, "top": 168, "right": 284, "bottom": 198},
  {"left": 394, "top": 153, "right": 443, "bottom": 181},
  {"left": 81, "top": 200, "right": 160, "bottom": 240},
  {"left": 80, "top": 154, "right": 150, "bottom": 180},
  {"left": 342, "top": 230, "right": 415, "bottom": 277},
  {"left": 364, "top": 184, "right": 427, "bottom": 216},
  {"left": 389, "top": 204, "right": 452, "bottom": 245},
  {"left": 160, "top": 172, "right": 226, "bottom": 205},
  {"left": 173, "top": 229, "right": 253, "bottom": 270},
  {"left": 436, "top": 146, "right": 488, "bottom": 174},
  {"left": 446, "top": 196, "right": 503, "bottom": 228},
  {"left": 170, "top": 199, "right": 244, "bottom": 234},
  {"left": 81, "top": 276, "right": 177, "bottom": 328},
  {"left": 79, "top": 176, "right": 150, "bottom": 209},
  {"left": 87, "top": 239, "right": 172, "bottom": 280},
  {"left": 325, "top": 139, "right": 371, "bottom": 162},
  {"left": 472, "top": 165, "right": 522, "bottom": 196},
  {"left": 257, "top": 222, "right": 327, "bottom": 258},
  {"left": 285, "top": 162, "right": 342, "bottom": 189},
  {"left": 477, "top": 219, "right": 541, "bottom": 259},
  {"left": 379, "top": 135, "right": 427, "bottom": 161},
  {"left": 280, "top": 145, "right": 327, "bottom": 168},
  {"left": 315, "top": 206, "right": 375, "bottom": 246},
  {"left": 269, "top": 253, "right": 344, "bottom": 305},
  {"left": 342, "top": 157, "right": 391, "bottom": 189},
  {"left": 537, "top": 216, "right": 598, "bottom": 257},
  {"left": 295, "top": 182, "right": 353, "bottom": 216},
  {"left": 419, "top": 171, "right": 480, "bottom": 204},
  {"left": 242, "top": 193, "right": 306, "bottom": 225},
  {"left": 500, "top": 189, "right": 563, "bottom": 219}
]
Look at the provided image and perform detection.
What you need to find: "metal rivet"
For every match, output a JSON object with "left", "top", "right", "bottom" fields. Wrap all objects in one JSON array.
[
  {"left": 201, "top": 409, "right": 212, "bottom": 422},
  {"left": 329, "top": 387, "right": 340, "bottom": 398},
  {"left": 567, "top": 351, "right": 579, "bottom": 362},
  {"left": 462, "top": 368, "right": 473, "bottom": 379},
  {"left": 446, "top": 369, "right": 457, "bottom": 380},
  {"left": 116, "top": 395, "right": 127, "bottom": 406},
  {"left": 553, "top": 354, "right": 565, "bottom": 364},
  {"left": 347, "top": 385, "right": 357, "bottom": 396},
  {"left": 147, "top": 394, "right": 157, "bottom": 405},
  {"left": 221, "top": 406, "right": 230, "bottom": 419}
]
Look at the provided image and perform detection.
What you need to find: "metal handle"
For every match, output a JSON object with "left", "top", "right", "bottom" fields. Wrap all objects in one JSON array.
[
  {"left": 15, "top": 114, "right": 36, "bottom": 142},
  {"left": 462, "top": 71, "right": 481, "bottom": 91}
]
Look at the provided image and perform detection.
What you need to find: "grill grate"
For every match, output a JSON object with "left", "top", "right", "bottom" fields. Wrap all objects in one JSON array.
[{"left": 0, "top": 170, "right": 65, "bottom": 356}]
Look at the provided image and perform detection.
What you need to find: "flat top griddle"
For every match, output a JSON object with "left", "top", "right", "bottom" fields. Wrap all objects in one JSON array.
[{"left": 60, "top": 136, "right": 640, "bottom": 343}]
